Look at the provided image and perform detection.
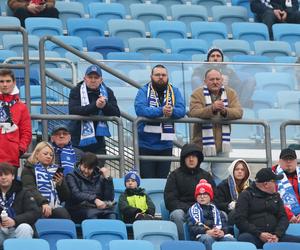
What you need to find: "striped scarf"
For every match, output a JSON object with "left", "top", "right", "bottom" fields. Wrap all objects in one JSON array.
[
  {"left": 202, "top": 85, "right": 230, "bottom": 156},
  {"left": 0, "top": 193, "right": 16, "bottom": 219},
  {"left": 260, "top": 0, "right": 273, "bottom": 8},
  {"left": 53, "top": 142, "right": 76, "bottom": 175}
]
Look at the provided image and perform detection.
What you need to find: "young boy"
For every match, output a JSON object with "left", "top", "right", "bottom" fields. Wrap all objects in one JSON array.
[
  {"left": 118, "top": 170, "right": 155, "bottom": 224},
  {"left": 188, "top": 179, "right": 235, "bottom": 250}
]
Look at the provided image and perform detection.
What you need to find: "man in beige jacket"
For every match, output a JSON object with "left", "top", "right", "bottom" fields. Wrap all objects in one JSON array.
[{"left": 189, "top": 68, "right": 243, "bottom": 183}]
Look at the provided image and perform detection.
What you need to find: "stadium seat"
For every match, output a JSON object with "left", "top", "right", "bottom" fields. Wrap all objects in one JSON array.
[
  {"left": 56, "top": 239, "right": 102, "bottom": 250},
  {"left": 25, "top": 17, "right": 63, "bottom": 37},
  {"left": 232, "top": 22, "right": 269, "bottom": 50},
  {"left": 128, "top": 69, "right": 151, "bottom": 84},
  {"left": 191, "top": 0, "right": 226, "bottom": 16},
  {"left": 4, "top": 239, "right": 50, "bottom": 250},
  {"left": 212, "top": 39, "right": 251, "bottom": 58},
  {"left": 74, "top": 0, "right": 100, "bottom": 13},
  {"left": 272, "top": 23, "right": 300, "bottom": 51},
  {"left": 128, "top": 38, "right": 167, "bottom": 57},
  {"left": 110, "top": 240, "right": 154, "bottom": 250},
  {"left": 111, "top": 0, "right": 144, "bottom": 13},
  {"left": 191, "top": 54, "right": 207, "bottom": 61},
  {"left": 263, "top": 242, "right": 300, "bottom": 250},
  {"left": 14, "top": 68, "right": 40, "bottom": 87},
  {"left": 108, "top": 19, "right": 146, "bottom": 48},
  {"left": 231, "top": 0, "right": 254, "bottom": 18},
  {"left": 231, "top": 55, "right": 271, "bottom": 62},
  {"left": 0, "top": 16, "right": 21, "bottom": 44},
  {"left": 67, "top": 18, "right": 106, "bottom": 47},
  {"left": 170, "top": 38, "right": 208, "bottom": 56},
  {"left": 161, "top": 240, "right": 205, "bottom": 250},
  {"left": 2, "top": 34, "right": 39, "bottom": 56},
  {"left": 273, "top": 56, "right": 297, "bottom": 63},
  {"left": 212, "top": 242, "right": 257, "bottom": 250},
  {"left": 82, "top": 219, "right": 127, "bottom": 250},
  {"left": 35, "top": 219, "right": 77, "bottom": 250},
  {"left": 65, "top": 51, "right": 104, "bottom": 63},
  {"left": 86, "top": 37, "right": 125, "bottom": 59},
  {"left": 0, "top": 49, "right": 17, "bottom": 63},
  {"left": 149, "top": 53, "right": 191, "bottom": 61},
  {"left": 251, "top": 90, "right": 276, "bottom": 112},
  {"left": 111, "top": 86, "right": 138, "bottom": 115},
  {"left": 46, "top": 68, "right": 74, "bottom": 87},
  {"left": 212, "top": 6, "right": 248, "bottom": 34},
  {"left": 28, "top": 50, "right": 62, "bottom": 69},
  {"left": 113, "top": 178, "right": 126, "bottom": 202},
  {"left": 294, "top": 41, "right": 300, "bottom": 56},
  {"left": 286, "top": 223, "right": 300, "bottom": 236},
  {"left": 190, "top": 21, "right": 227, "bottom": 47},
  {"left": 133, "top": 220, "right": 178, "bottom": 250},
  {"left": 171, "top": 5, "right": 208, "bottom": 33},
  {"left": 19, "top": 85, "right": 59, "bottom": 102},
  {"left": 277, "top": 91, "right": 300, "bottom": 115},
  {"left": 183, "top": 223, "right": 191, "bottom": 240},
  {"left": 254, "top": 40, "right": 292, "bottom": 58},
  {"left": 46, "top": 35, "right": 83, "bottom": 57},
  {"left": 153, "top": 0, "right": 188, "bottom": 15},
  {"left": 149, "top": 20, "right": 187, "bottom": 48}
]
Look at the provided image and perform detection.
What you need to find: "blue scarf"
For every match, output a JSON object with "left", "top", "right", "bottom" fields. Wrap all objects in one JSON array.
[
  {"left": 34, "top": 162, "right": 60, "bottom": 208},
  {"left": 54, "top": 142, "right": 76, "bottom": 175},
  {"left": 0, "top": 193, "right": 16, "bottom": 219},
  {"left": 275, "top": 165, "right": 300, "bottom": 215},
  {"left": 0, "top": 99, "right": 18, "bottom": 134}
]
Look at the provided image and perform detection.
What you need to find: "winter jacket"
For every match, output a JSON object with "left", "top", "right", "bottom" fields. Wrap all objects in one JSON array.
[
  {"left": 65, "top": 166, "right": 114, "bottom": 210},
  {"left": 0, "top": 179, "right": 41, "bottom": 226},
  {"left": 68, "top": 81, "right": 120, "bottom": 149},
  {"left": 21, "top": 161, "right": 70, "bottom": 206},
  {"left": 118, "top": 187, "right": 155, "bottom": 223},
  {"left": 0, "top": 93, "right": 32, "bottom": 167},
  {"left": 134, "top": 83, "right": 186, "bottom": 150},
  {"left": 250, "top": 0, "right": 299, "bottom": 15},
  {"left": 189, "top": 86, "right": 243, "bottom": 153},
  {"left": 164, "top": 143, "right": 216, "bottom": 213},
  {"left": 235, "top": 182, "right": 289, "bottom": 238},
  {"left": 8, "top": 0, "right": 56, "bottom": 10}
]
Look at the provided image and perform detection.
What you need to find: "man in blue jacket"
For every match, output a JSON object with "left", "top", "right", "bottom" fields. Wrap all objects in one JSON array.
[{"left": 134, "top": 64, "right": 186, "bottom": 178}]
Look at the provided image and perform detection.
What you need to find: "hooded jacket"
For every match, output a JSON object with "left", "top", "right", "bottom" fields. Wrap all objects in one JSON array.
[
  {"left": 214, "top": 159, "right": 251, "bottom": 213},
  {"left": 164, "top": 143, "right": 216, "bottom": 213}
]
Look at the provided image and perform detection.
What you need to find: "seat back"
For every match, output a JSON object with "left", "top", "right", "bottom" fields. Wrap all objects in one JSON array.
[
  {"left": 4, "top": 239, "right": 50, "bottom": 250},
  {"left": 161, "top": 240, "right": 205, "bottom": 250},
  {"left": 89, "top": 3, "right": 126, "bottom": 25},
  {"left": 263, "top": 242, "right": 300, "bottom": 250},
  {"left": 212, "top": 242, "right": 257, "bottom": 250},
  {"left": 170, "top": 38, "right": 208, "bottom": 56},
  {"left": 56, "top": 1, "right": 85, "bottom": 29},
  {"left": 213, "top": 39, "right": 250, "bottom": 58},
  {"left": 110, "top": 240, "right": 154, "bottom": 250},
  {"left": 272, "top": 23, "right": 300, "bottom": 51},
  {"left": 56, "top": 239, "right": 102, "bottom": 250},
  {"left": 254, "top": 40, "right": 292, "bottom": 58},
  {"left": 128, "top": 38, "right": 166, "bottom": 57},
  {"left": 25, "top": 17, "right": 63, "bottom": 37}
]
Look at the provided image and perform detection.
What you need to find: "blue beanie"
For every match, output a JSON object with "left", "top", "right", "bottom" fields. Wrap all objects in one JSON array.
[{"left": 124, "top": 171, "right": 140, "bottom": 187}]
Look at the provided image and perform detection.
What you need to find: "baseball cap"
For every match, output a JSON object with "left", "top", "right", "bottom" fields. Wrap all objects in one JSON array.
[
  {"left": 85, "top": 64, "right": 102, "bottom": 77},
  {"left": 255, "top": 168, "right": 283, "bottom": 183},
  {"left": 279, "top": 148, "right": 297, "bottom": 160},
  {"left": 51, "top": 124, "right": 70, "bottom": 135}
]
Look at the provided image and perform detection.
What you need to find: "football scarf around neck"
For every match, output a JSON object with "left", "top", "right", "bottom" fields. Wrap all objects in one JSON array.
[
  {"left": 0, "top": 193, "right": 16, "bottom": 219},
  {"left": 143, "top": 82, "right": 176, "bottom": 141},
  {"left": 79, "top": 82, "right": 111, "bottom": 147},
  {"left": 202, "top": 85, "right": 230, "bottom": 156},
  {"left": 34, "top": 163, "right": 60, "bottom": 208},
  {"left": 54, "top": 142, "right": 76, "bottom": 175},
  {"left": 275, "top": 165, "right": 300, "bottom": 215},
  {"left": 0, "top": 99, "right": 18, "bottom": 134}
]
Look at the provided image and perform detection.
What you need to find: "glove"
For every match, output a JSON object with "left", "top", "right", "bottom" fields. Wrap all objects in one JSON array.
[{"left": 228, "top": 201, "right": 236, "bottom": 210}]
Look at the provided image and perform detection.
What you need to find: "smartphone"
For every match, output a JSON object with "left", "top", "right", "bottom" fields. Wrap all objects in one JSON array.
[{"left": 55, "top": 166, "right": 64, "bottom": 175}]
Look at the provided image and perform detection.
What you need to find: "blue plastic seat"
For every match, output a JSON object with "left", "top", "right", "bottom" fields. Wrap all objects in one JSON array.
[
  {"left": 149, "top": 20, "right": 187, "bottom": 48},
  {"left": 191, "top": 54, "right": 207, "bottom": 61},
  {"left": 19, "top": 85, "right": 59, "bottom": 102},
  {"left": 191, "top": 0, "right": 226, "bottom": 16},
  {"left": 263, "top": 242, "right": 300, "bottom": 250},
  {"left": 110, "top": 86, "right": 138, "bottom": 115},
  {"left": 170, "top": 38, "right": 208, "bottom": 56},
  {"left": 160, "top": 200, "right": 170, "bottom": 220},
  {"left": 149, "top": 53, "right": 191, "bottom": 61},
  {"left": 4, "top": 239, "right": 50, "bottom": 250},
  {"left": 65, "top": 51, "right": 104, "bottom": 63},
  {"left": 14, "top": 68, "right": 40, "bottom": 87},
  {"left": 251, "top": 90, "right": 276, "bottom": 112},
  {"left": 2, "top": 34, "right": 39, "bottom": 56},
  {"left": 110, "top": 240, "right": 154, "bottom": 250},
  {"left": 286, "top": 220, "right": 300, "bottom": 236},
  {"left": 86, "top": 36, "right": 125, "bottom": 59},
  {"left": 108, "top": 19, "right": 146, "bottom": 48},
  {"left": 212, "top": 39, "right": 251, "bottom": 58},
  {"left": 28, "top": 50, "right": 62, "bottom": 69},
  {"left": 272, "top": 23, "right": 300, "bottom": 51},
  {"left": 273, "top": 56, "right": 297, "bottom": 63},
  {"left": 161, "top": 240, "right": 205, "bottom": 250},
  {"left": 231, "top": 55, "right": 271, "bottom": 62},
  {"left": 294, "top": 41, "right": 300, "bottom": 56},
  {"left": 212, "top": 242, "right": 257, "bottom": 250},
  {"left": 277, "top": 91, "right": 300, "bottom": 115},
  {"left": 0, "top": 16, "right": 21, "bottom": 44},
  {"left": 67, "top": 18, "right": 106, "bottom": 47},
  {"left": 25, "top": 17, "right": 63, "bottom": 37},
  {"left": 231, "top": 0, "right": 254, "bottom": 18},
  {"left": 74, "top": 0, "right": 101, "bottom": 13},
  {"left": 56, "top": 239, "right": 102, "bottom": 250},
  {"left": 0, "top": 49, "right": 17, "bottom": 63},
  {"left": 128, "top": 38, "right": 166, "bottom": 57},
  {"left": 111, "top": 0, "right": 144, "bottom": 13},
  {"left": 153, "top": 0, "right": 187, "bottom": 15},
  {"left": 35, "top": 219, "right": 77, "bottom": 250},
  {"left": 254, "top": 40, "right": 292, "bottom": 58},
  {"left": 191, "top": 21, "right": 227, "bottom": 47}
]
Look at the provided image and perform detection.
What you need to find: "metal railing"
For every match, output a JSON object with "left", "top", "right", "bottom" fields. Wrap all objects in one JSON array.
[{"left": 280, "top": 120, "right": 300, "bottom": 149}]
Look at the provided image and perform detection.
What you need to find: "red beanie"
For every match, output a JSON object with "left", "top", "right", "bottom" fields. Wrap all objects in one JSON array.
[{"left": 194, "top": 179, "right": 214, "bottom": 200}]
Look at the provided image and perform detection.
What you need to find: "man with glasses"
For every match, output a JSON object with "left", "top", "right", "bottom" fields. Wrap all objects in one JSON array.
[
  {"left": 135, "top": 64, "right": 185, "bottom": 178},
  {"left": 0, "top": 69, "right": 32, "bottom": 170},
  {"left": 68, "top": 64, "right": 120, "bottom": 167},
  {"left": 235, "top": 167, "right": 300, "bottom": 248}
]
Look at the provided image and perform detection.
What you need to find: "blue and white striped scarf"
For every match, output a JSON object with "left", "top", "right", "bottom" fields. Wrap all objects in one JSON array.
[
  {"left": 275, "top": 165, "right": 300, "bottom": 215},
  {"left": 202, "top": 85, "right": 230, "bottom": 156},
  {"left": 144, "top": 82, "right": 176, "bottom": 141},
  {"left": 0, "top": 193, "right": 16, "bottom": 219},
  {"left": 260, "top": 0, "right": 273, "bottom": 8},
  {"left": 79, "top": 82, "right": 111, "bottom": 147},
  {"left": 34, "top": 163, "right": 60, "bottom": 208},
  {"left": 54, "top": 142, "right": 76, "bottom": 175}
]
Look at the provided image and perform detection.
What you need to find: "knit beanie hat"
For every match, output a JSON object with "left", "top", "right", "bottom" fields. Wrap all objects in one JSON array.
[
  {"left": 194, "top": 179, "right": 214, "bottom": 200},
  {"left": 124, "top": 170, "right": 141, "bottom": 187},
  {"left": 206, "top": 47, "right": 224, "bottom": 62}
]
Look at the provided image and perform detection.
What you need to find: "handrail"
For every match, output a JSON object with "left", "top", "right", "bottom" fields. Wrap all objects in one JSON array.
[
  {"left": 280, "top": 120, "right": 300, "bottom": 149},
  {"left": 133, "top": 117, "right": 272, "bottom": 172}
]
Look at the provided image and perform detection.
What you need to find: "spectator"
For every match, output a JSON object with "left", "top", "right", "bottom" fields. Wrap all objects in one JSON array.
[
  {"left": 118, "top": 170, "right": 155, "bottom": 224},
  {"left": 188, "top": 179, "right": 235, "bottom": 250},
  {"left": 164, "top": 143, "right": 215, "bottom": 240},
  {"left": 50, "top": 124, "right": 84, "bottom": 175},
  {"left": 135, "top": 64, "right": 186, "bottom": 178},
  {"left": 8, "top": 0, "right": 59, "bottom": 27},
  {"left": 272, "top": 148, "right": 300, "bottom": 223},
  {"left": 235, "top": 167, "right": 300, "bottom": 248},
  {"left": 0, "top": 162, "right": 41, "bottom": 247},
  {"left": 189, "top": 68, "right": 243, "bottom": 183},
  {"left": 250, "top": 0, "right": 300, "bottom": 40},
  {"left": 66, "top": 152, "right": 116, "bottom": 223},
  {"left": 0, "top": 69, "right": 32, "bottom": 170},
  {"left": 69, "top": 64, "right": 120, "bottom": 168},
  {"left": 21, "top": 141, "right": 71, "bottom": 219},
  {"left": 214, "top": 159, "right": 251, "bottom": 225}
]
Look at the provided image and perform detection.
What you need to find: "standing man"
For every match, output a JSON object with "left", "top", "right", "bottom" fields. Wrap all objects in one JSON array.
[
  {"left": 8, "top": 0, "right": 59, "bottom": 27},
  {"left": 189, "top": 68, "right": 243, "bottom": 183},
  {"left": 135, "top": 64, "right": 186, "bottom": 178},
  {"left": 69, "top": 64, "right": 120, "bottom": 168},
  {"left": 235, "top": 168, "right": 300, "bottom": 248},
  {"left": 0, "top": 162, "right": 41, "bottom": 247},
  {"left": 0, "top": 69, "right": 32, "bottom": 169}
]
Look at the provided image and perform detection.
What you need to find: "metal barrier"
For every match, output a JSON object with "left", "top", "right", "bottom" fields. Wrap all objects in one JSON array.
[
  {"left": 280, "top": 120, "right": 300, "bottom": 149},
  {"left": 133, "top": 117, "right": 272, "bottom": 172}
]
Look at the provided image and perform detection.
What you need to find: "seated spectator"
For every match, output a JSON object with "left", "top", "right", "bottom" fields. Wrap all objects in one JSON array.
[
  {"left": 21, "top": 141, "right": 71, "bottom": 219},
  {"left": 188, "top": 179, "right": 235, "bottom": 250},
  {"left": 214, "top": 159, "right": 251, "bottom": 225},
  {"left": 118, "top": 170, "right": 155, "bottom": 224},
  {"left": 66, "top": 152, "right": 116, "bottom": 223},
  {"left": 0, "top": 162, "right": 41, "bottom": 247},
  {"left": 164, "top": 143, "right": 215, "bottom": 240},
  {"left": 8, "top": 0, "right": 59, "bottom": 27},
  {"left": 50, "top": 124, "right": 84, "bottom": 175},
  {"left": 250, "top": 0, "right": 300, "bottom": 40}
]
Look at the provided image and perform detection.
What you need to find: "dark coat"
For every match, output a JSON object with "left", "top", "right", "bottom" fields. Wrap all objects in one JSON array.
[
  {"left": 250, "top": 0, "right": 299, "bottom": 15},
  {"left": 235, "top": 182, "right": 289, "bottom": 238}
]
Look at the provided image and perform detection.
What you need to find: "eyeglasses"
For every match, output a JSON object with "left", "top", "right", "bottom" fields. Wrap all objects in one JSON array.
[{"left": 153, "top": 73, "right": 167, "bottom": 77}]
